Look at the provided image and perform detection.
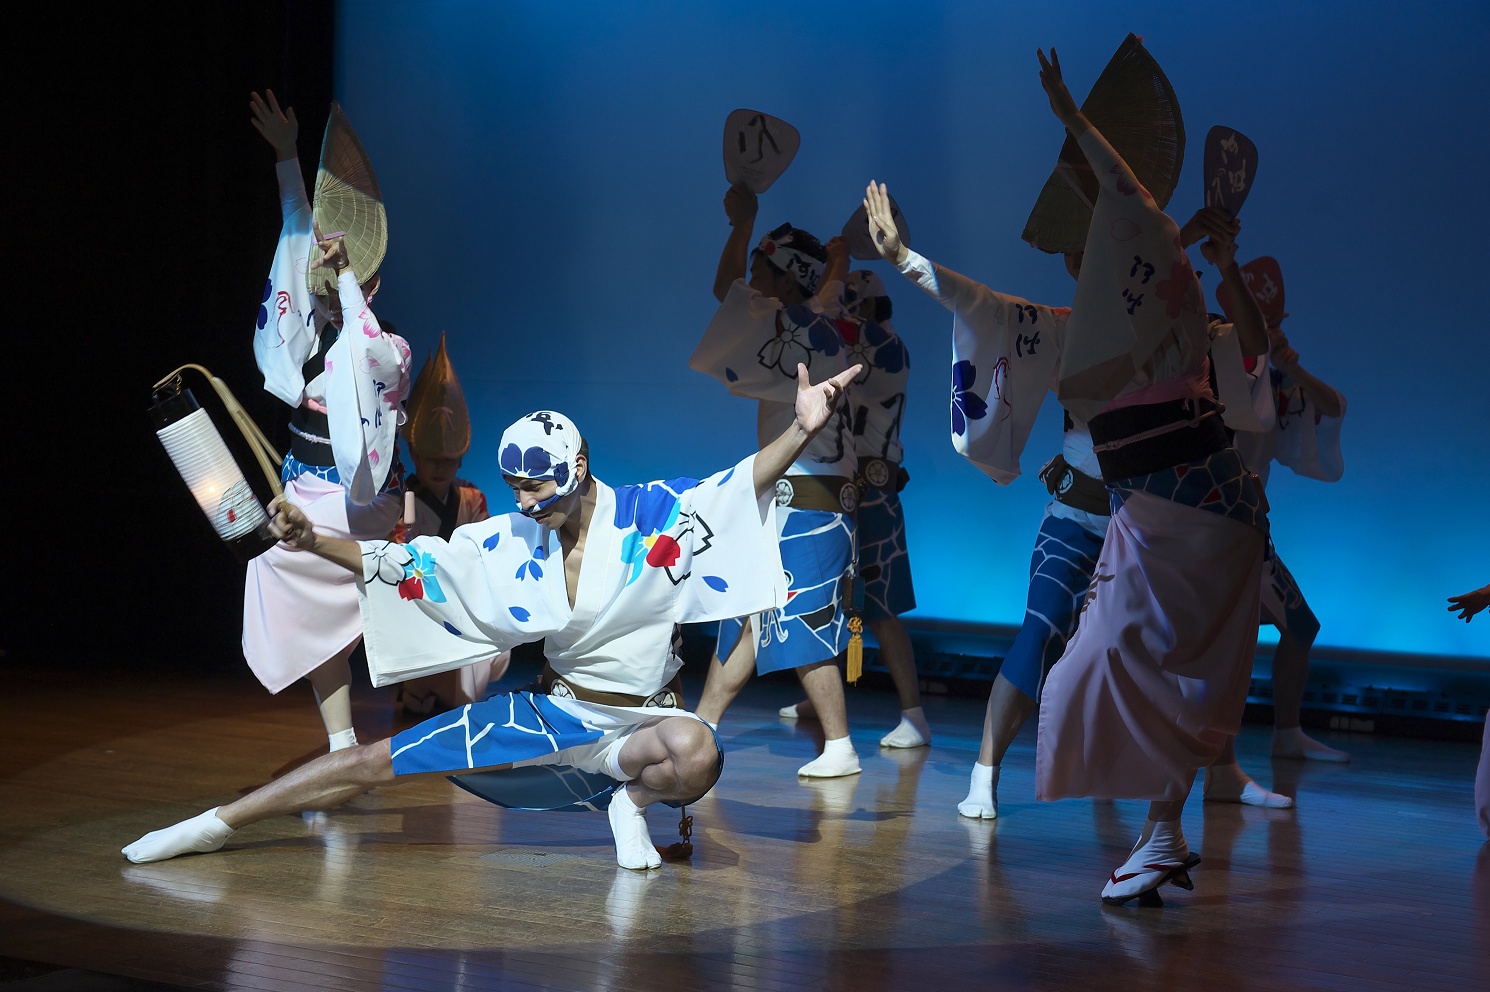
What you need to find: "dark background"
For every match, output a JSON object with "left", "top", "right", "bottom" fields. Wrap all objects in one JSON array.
[{"left": 11, "top": 2, "right": 337, "bottom": 668}]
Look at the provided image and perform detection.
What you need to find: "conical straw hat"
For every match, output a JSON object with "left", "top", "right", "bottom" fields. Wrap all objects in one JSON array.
[
  {"left": 404, "top": 332, "right": 471, "bottom": 459},
  {"left": 1022, "top": 34, "right": 1185, "bottom": 254},
  {"left": 307, "top": 103, "right": 387, "bottom": 295}
]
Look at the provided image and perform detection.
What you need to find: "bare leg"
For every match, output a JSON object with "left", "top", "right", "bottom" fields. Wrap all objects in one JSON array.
[
  {"left": 608, "top": 717, "right": 723, "bottom": 870},
  {"left": 693, "top": 625, "right": 753, "bottom": 727},
  {"left": 1269, "top": 629, "right": 1350, "bottom": 761},
  {"left": 122, "top": 740, "right": 424, "bottom": 863},
  {"left": 871, "top": 616, "right": 930, "bottom": 748},
  {"left": 959, "top": 674, "right": 1036, "bottom": 819},
  {"left": 795, "top": 660, "right": 860, "bottom": 778},
  {"left": 306, "top": 641, "right": 359, "bottom": 748},
  {"left": 1204, "top": 736, "right": 1294, "bottom": 808}
]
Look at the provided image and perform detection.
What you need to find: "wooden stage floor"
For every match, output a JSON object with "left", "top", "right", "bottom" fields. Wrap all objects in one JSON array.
[{"left": 1, "top": 663, "right": 1486, "bottom": 992}]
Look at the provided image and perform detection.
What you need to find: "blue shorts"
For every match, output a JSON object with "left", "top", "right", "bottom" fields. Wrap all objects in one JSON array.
[
  {"left": 716, "top": 506, "right": 854, "bottom": 675},
  {"left": 857, "top": 486, "right": 916, "bottom": 622},
  {"left": 1259, "top": 542, "right": 1320, "bottom": 643},
  {"left": 999, "top": 508, "right": 1107, "bottom": 701}
]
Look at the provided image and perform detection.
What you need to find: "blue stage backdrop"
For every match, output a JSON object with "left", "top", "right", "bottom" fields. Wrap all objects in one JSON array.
[{"left": 335, "top": 1, "right": 1489, "bottom": 659}]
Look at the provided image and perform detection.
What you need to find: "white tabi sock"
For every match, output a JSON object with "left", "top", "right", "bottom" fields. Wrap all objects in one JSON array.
[
  {"left": 1102, "top": 819, "right": 1197, "bottom": 904},
  {"left": 1272, "top": 726, "right": 1351, "bottom": 763},
  {"left": 880, "top": 707, "right": 931, "bottom": 749},
  {"left": 608, "top": 786, "right": 662, "bottom": 870},
  {"left": 122, "top": 807, "right": 235, "bottom": 864},
  {"left": 1204, "top": 762, "right": 1294, "bottom": 808},
  {"left": 957, "top": 762, "right": 999, "bottom": 819},
  {"left": 328, "top": 729, "right": 358, "bottom": 752},
  {"left": 797, "top": 735, "right": 861, "bottom": 778},
  {"left": 779, "top": 702, "right": 804, "bottom": 719}
]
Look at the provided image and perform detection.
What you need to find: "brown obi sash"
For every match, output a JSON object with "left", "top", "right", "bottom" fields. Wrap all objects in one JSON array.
[
  {"left": 860, "top": 458, "right": 909, "bottom": 493},
  {"left": 773, "top": 474, "right": 859, "bottom": 514},
  {"left": 538, "top": 664, "right": 684, "bottom": 709},
  {"left": 1038, "top": 453, "right": 1112, "bottom": 516}
]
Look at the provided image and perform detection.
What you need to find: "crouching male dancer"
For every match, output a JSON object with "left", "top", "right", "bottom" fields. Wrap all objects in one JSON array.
[{"left": 124, "top": 364, "right": 859, "bottom": 870}]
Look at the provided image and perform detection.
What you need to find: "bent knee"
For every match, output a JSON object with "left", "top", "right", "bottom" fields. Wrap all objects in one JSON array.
[{"left": 345, "top": 739, "right": 396, "bottom": 786}]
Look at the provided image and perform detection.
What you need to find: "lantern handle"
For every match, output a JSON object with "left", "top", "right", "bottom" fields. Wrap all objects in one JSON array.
[{"left": 154, "top": 364, "right": 284, "bottom": 499}]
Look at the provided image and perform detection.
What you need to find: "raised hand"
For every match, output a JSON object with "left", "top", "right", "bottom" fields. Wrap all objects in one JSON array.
[
  {"left": 1200, "top": 232, "right": 1239, "bottom": 269},
  {"left": 310, "top": 221, "right": 349, "bottom": 273},
  {"left": 1180, "top": 206, "right": 1240, "bottom": 249},
  {"left": 1037, "top": 48, "right": 1084, "bottom": 132},
  {"left": 821, "top": 235, "right": 850, "bottom": 288},
  {"left": 269, "top": 496, "right": 317, "bottom": 550},
  {"left": 249, "top": 89, "right": 299, "bottom": 161},
  {"left": 863, "top": 181, "right": 907, "bottom": 265},
  {"left": 1448, "top": 585, "right": 1490, "bottom": 622},
  {"left": 794, "top": 362, "right": 862, "bottom": 437},
  {"left": 1268, "top": 329, "right": 1300, "bottom": 373},
  {"left": 723, "top": 185, "right": 758, "bottom": 228}
]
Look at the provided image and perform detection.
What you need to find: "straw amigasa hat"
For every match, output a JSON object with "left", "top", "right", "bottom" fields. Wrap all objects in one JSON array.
[
  {"left": 306, "top": 102, "right": 387, "bottom": 295},
  {"left": 404, "top": 332, "right": 471, "bottom": 459},
  {"left": 1022, "top": 34, "right": 1185, "bottom": 254}
]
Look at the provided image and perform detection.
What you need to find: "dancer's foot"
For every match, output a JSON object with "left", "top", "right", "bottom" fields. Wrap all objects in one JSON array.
[
  {"left": 957, "top": 762, "right": 998, "bottom": 819},
  {"left": 798, "top": 736, "right": 861, "bottom": 778},
  {"left": 1272, "top": 727, "right": 1350, "bottom": 763},
  {"left": 122, "top": 808, "right": 235, "bottom": 864},
  {"left": 608, "top": 787, "right": 661, "bottom": 870},
  {"left": 779, "top": 699, "right": 817, "bottom": 720},
  {"left": 1101, "top": 819, "right": 1200, "bottom": 906},
  {"left": 1204, "top": 762, "right": 1294, "bottom": 808},
  {"left": 879, "top": 707, "right": 931, "bottom": 748}
]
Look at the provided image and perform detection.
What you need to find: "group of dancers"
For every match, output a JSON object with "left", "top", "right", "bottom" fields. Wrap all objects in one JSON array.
[{"left": 126, "top": 39, "right": 1391, "bottom": 907}]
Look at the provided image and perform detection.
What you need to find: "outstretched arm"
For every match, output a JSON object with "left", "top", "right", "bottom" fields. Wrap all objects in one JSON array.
[
  {"left": 1037, "top": 48, "right": 1091, "bottom": 139},
  {"left": 713, "top": 186, "right": 758, "bottom": 303},
  {"left": 269, "top": 498, "right": 362, "bottom": 573},
  {"left": 1270, "top": 329, "right": 1344, "bottom": 418},
  {"left": 1207, "top": 233, "right": 1268, "bottom": 356},
  {"left": 1448, "top": 584, "right": 1490, "bottom": 622},
  {"left": 752, "top": 363, "right": 862, "bottom": 497}
]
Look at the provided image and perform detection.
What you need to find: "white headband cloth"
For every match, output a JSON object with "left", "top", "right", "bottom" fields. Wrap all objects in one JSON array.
[
  {"left": 754, "top": 225, "right": 824, "bottom": 293},
  {"left": 499, "top": 411, "right": 583, "bottom": 513},
  {"left": 844, "top": 269, "right": 887, "bottom": 305}
]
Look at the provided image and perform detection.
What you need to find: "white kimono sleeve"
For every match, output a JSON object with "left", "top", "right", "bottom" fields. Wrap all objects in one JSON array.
[
  {"left": 1058, "top": 127, "right": 1209, "bottom": 421},
  {"left": 356, "top": 518, "right": 556, "bottom": 685},
  {"left": 690, "top": 279, "right": 849, "bottom": 401},
  {"left": 671, "top": 454, "right": 786, "bottom": 622},
  {"left": 252, "top": 159, "right": 320, "bottom": 407},
  {"left": 1210, "top": 320, "right": 1275, "bottom": 434},
  {"left": 896, "top": 249, "right": 1066, "bottom": 485},
  {"left": 1273, "top": 379, "right": 1346, "bottom": 482},
  {"left": 323, "top": 271, "right": 412, "bottom": 503}
]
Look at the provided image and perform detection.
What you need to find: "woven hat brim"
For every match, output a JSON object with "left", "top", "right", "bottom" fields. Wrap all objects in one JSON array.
[
  {"left": 308, "top": 103, "right": 387, "bottom": 294},
  {"left": 1022, "top": 34, "right": 1186, "bottom": 254}
]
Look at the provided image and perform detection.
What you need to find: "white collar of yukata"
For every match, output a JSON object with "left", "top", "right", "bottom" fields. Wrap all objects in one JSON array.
[
  {"left": 498, "top": 411, "right": 583, "bottom": 498},
  {"left": 754, "top": 224, "right": 824, "bottom": 293}
]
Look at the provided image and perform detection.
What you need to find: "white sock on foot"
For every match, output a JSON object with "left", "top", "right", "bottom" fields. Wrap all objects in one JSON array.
[
  {"left": 957, "top": 762, "right": 998, "bottom": 819},
  {"left": 798, "top": 736, "right": 861, "bottom": 778},
  {"left": 1204, "top": 762, "right": 1294, "bottom": 808},
  {"left": 1101, "top": 819, "right": 1196, "bottom": 903},
  {"left": 328, "top": 729, "right": 358, "bottom": 752},
  {"left": 880, "top": 707, "right": 931, "bottom": 748},
  {"left": 1272, "top": 727, "right": 1350, "bottom": 763},
  {"left": 122, "top": 808, "right": 235, "bottom": 864},
  {"left": 779, "top": 702, "right": 804, "bottom": 719},
  {"left": 608, "top": 787, "right": 661, "bottom": 870}
]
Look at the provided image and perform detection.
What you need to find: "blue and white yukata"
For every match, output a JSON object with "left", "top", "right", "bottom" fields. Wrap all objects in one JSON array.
[
  {"left": 691, "top": 280, "right": 857, "bottom": 674},
  {"left": 353, "top": 457, "right": 786, "bottom": 803},
  {"left": 825, "top": 287, "right": 916, "bottom": 623},
  {"left": 243, "top": 157, "right": 411, "bottom": 694},
  {"left": 894, "top": 249, "right": 1105, "bottom": 701},
  {"left": 1227, "top": 358, "right": 1346, "bottom": 644}
]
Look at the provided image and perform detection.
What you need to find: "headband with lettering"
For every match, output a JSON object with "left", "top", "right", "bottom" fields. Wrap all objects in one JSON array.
[
  {"left": 498, "top": 411, "right": 583, "bottom": 515},
  {"left": 752, "top": 222, "right": 824, "bottom": 294}
]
